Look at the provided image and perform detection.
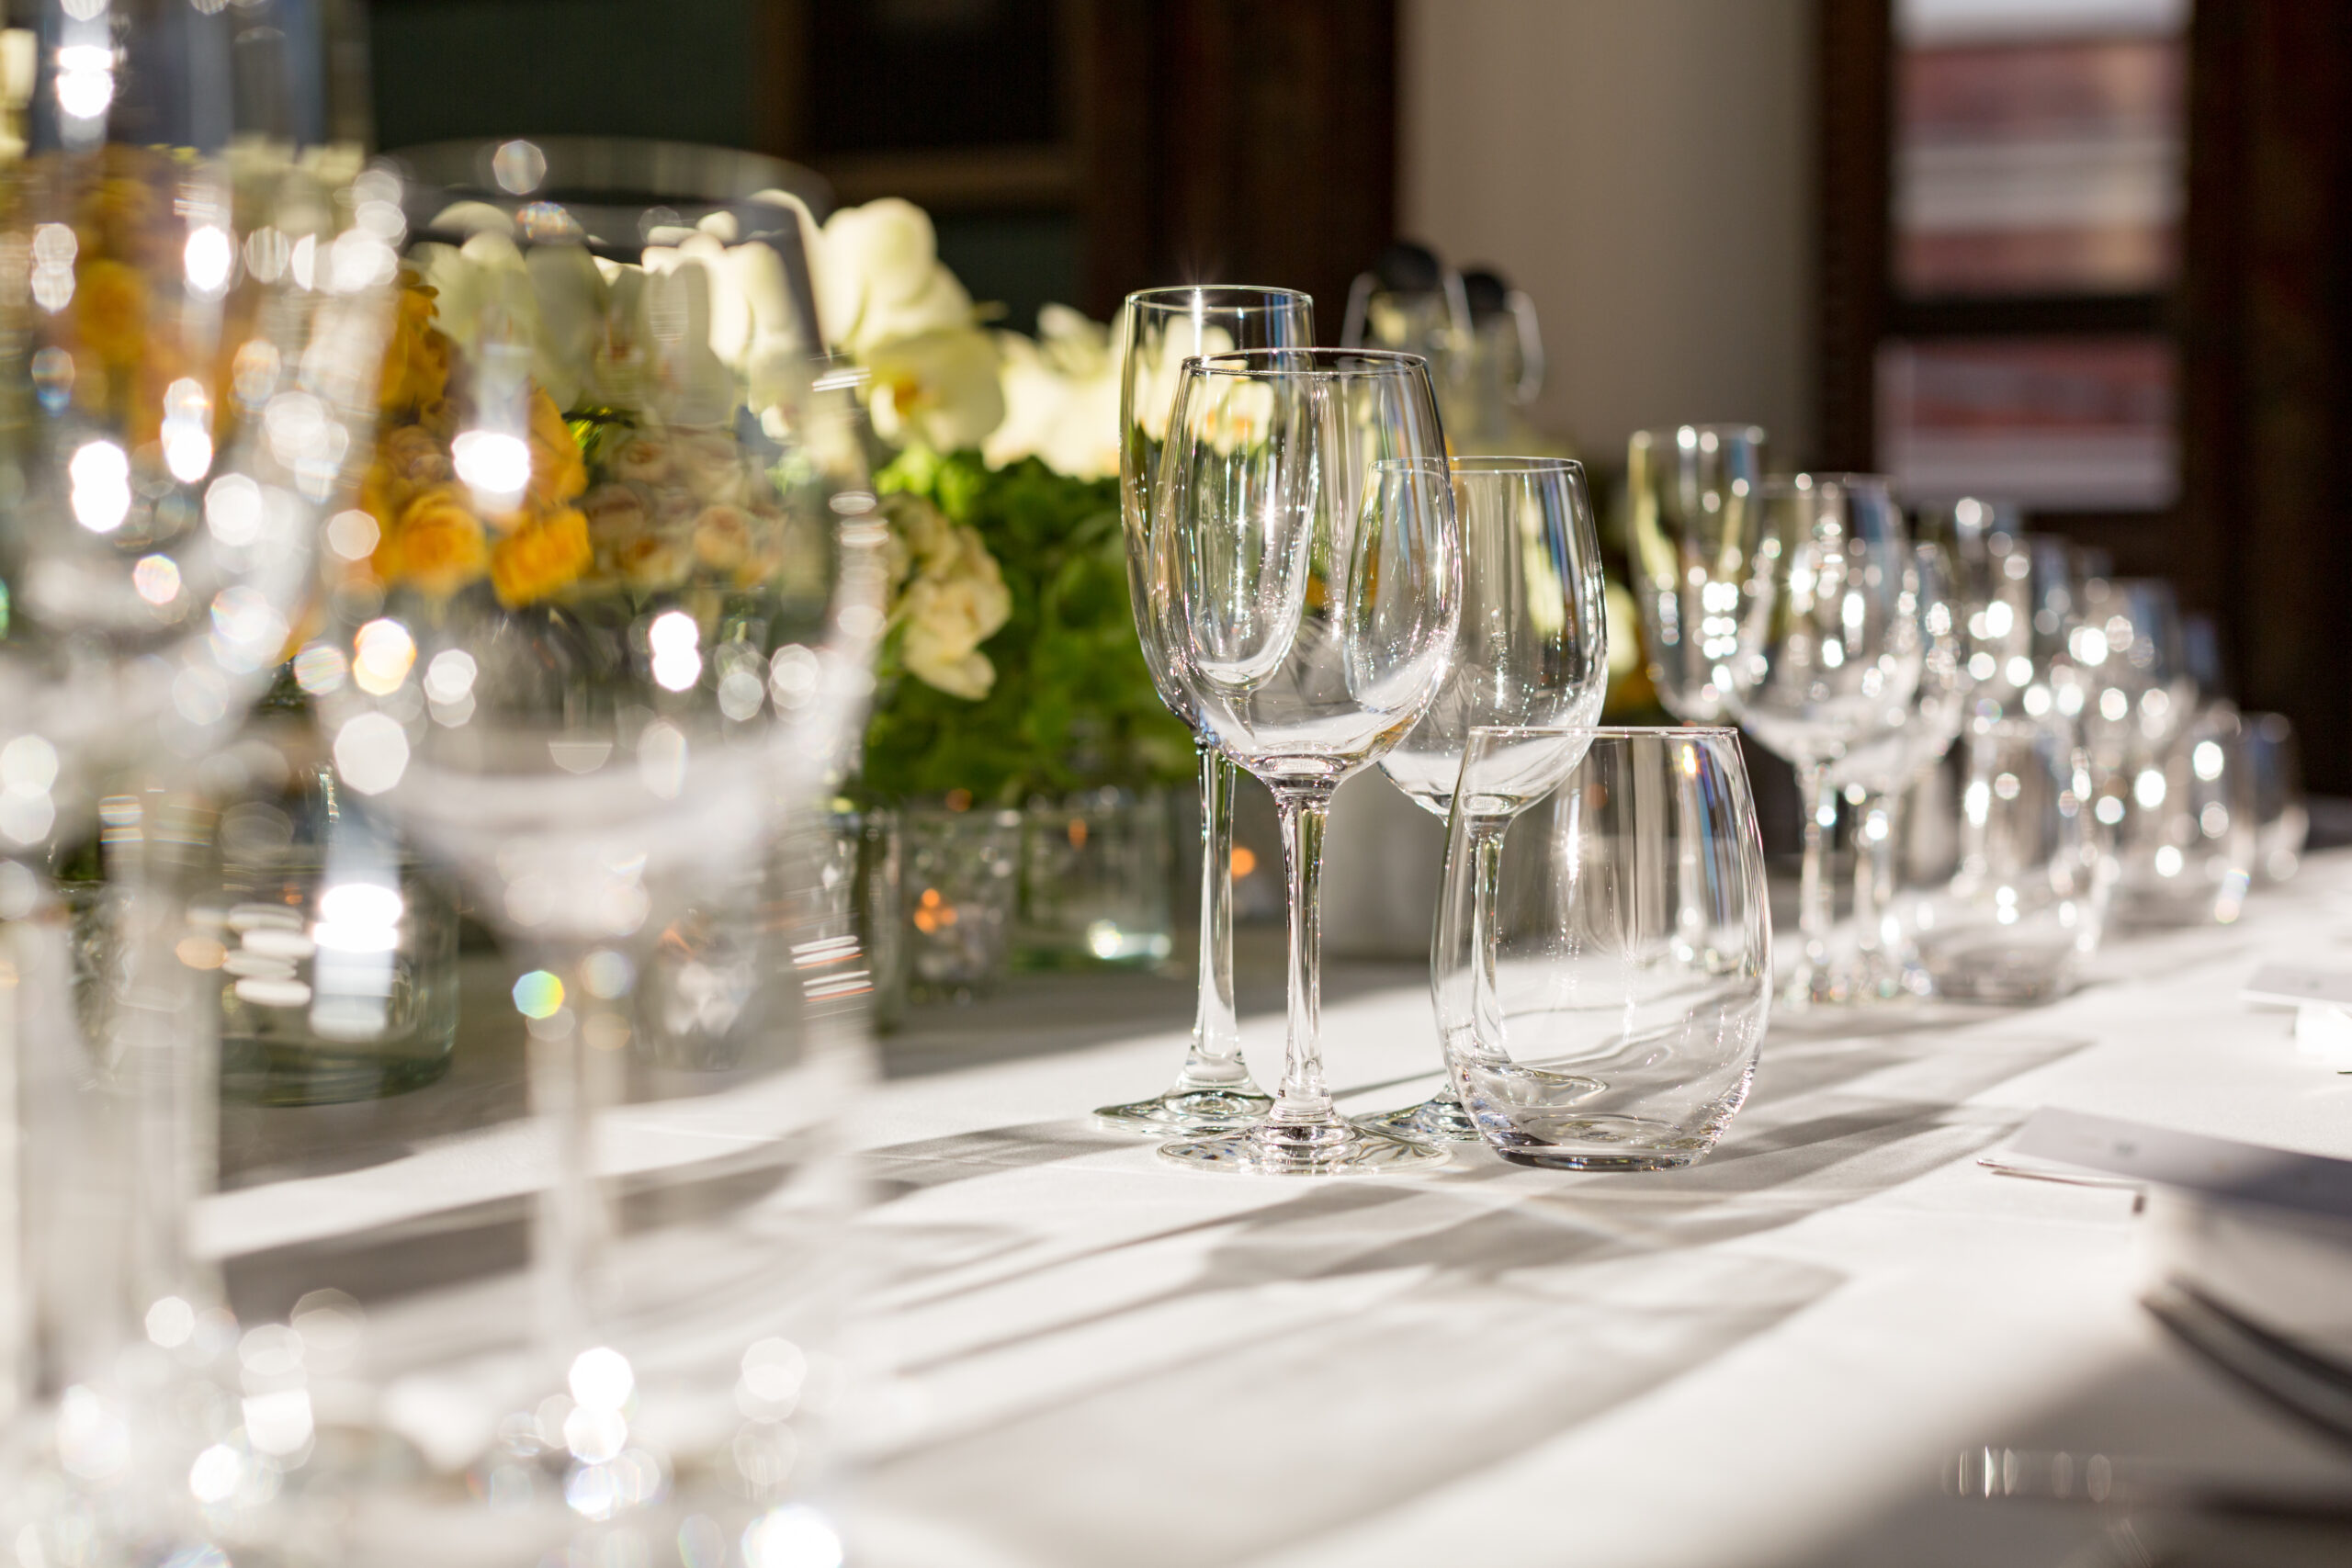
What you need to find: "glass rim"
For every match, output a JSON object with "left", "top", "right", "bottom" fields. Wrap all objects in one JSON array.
[
  {"left": 1183, "top": 347, "right": 1430, "bottom": 377},
  {"left": 1449, "top": 455, "right": 1583, "bottom": 475},
  {"left": 1465, "top": 723, "right": 1742, "bottom": 741},
  {"left": 1628, "top": 423, "right": 1769, "bottom": 446},
  {"left": 1125, "top": 285, "right": 1313, "bottom": 313}
]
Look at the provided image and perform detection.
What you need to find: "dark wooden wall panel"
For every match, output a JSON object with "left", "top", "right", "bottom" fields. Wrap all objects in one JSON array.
[
  {"left": 1081, "top": 0, "right": 1396, "bottom": 321},
  {"left": 2182, "top": 0, "right": 2352, "bottom": 790}
]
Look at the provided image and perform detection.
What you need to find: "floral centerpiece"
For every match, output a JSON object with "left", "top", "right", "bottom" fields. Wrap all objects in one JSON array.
[{"left": 356, "top": 192, "right": 1186, "bottom": 808}]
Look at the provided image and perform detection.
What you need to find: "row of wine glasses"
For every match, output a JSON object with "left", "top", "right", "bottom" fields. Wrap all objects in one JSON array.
[
  {"left": 1627, "top": 430, "right": 2309, "bottom": 1011},
  {"left": 1104, "top": 292, "right": 1758, "bottom": 1173}
]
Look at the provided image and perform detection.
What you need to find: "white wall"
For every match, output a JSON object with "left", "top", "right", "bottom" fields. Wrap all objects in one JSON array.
[
  {"left": 1398, "top": 0, "right": 1815, "bottom": 467},
  {"left": 1325, "top": 1, "right": 1815, "bottom": 960}
]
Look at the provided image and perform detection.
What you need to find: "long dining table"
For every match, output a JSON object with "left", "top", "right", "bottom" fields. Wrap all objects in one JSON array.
[{"left": 206, "top": 851, "right": 2352, "bottom": 1566}]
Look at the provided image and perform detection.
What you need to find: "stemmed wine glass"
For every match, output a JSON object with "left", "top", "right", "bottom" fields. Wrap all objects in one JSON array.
[
  {"left": 1099, "top": 285, "right": 1312, "bottom": 1135},
  {"left": 1363, "top": 457, "right": 1608, "bottom": 1141},
  {"left": 1821, "top": 542, "right": 1968, "bottom": 998},
  {"left": 0, "top": 2, "right": 394, "bottom": 1551},
  {"left": 1626, "top": 424, "right": 1769, "bottom": 719},
  {"left": 310, "top": 198, "right": 884, "bottom": 1510},
  {"left": 1145, "top": 349, "right": 1461, "bottom": 1174},
  {"left": 1724, "top": 475, "right": 1922, "bottom": 1006}
]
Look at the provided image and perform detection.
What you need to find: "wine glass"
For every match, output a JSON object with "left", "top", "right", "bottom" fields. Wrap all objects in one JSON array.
[
  {"left": 1724, "top": 475, "right": 1922, "bottom": 1007},
  {"left": 1099, "top": 285, "right": 1312, "bottom": 1135},
  {"left": 1823, "top": 542, "right": 1970, "bottom": 999},
  {"left": 1433, "top": 727, "right": 1771, "bottom": 1168},
  {"left": 0, "top": 2, "right": 394, "bottom": 1552},
  {"left": 309, "top": 189, "right": 884, "bottom": 1515},
  {"left": 1145, "top": 349, "right": 1460, "bottom": 1175},
  {"left": 1364, "top": 457, "right": 1608, "bottom": 1141},
  {"left": 1626, "top": 424, "right": 1769, "bottom": 719}
]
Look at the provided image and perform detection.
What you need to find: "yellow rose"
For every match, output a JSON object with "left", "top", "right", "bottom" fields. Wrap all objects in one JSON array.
[
  {"left": 379, "top": 274, "right": 451, "bottom": 414},
  {"left": 74, "top": 257, "right": 146, "bottom": 368},
  {"left": 526, "top": 384, "right": 586, "bottom": 510},
  {"left": 492, "top": 506, "right": 594, "bottom": 607},
  {"left": 379, "top": 486, "right": 490, "bottom": 599}
]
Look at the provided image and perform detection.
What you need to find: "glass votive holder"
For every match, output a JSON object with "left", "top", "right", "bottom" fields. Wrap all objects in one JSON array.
[
  {"left": 2244, "top": 712, "right": 2308, "bottom": 885},
  {"left": 205, "top": 769, "right": 463, "bottom": 1106},
  {"left": 900, "top": 801, "right": 1023, "bottom": 1002},
  {"left": 1910, "top": 714, "right": 2108, "bottom": 1002},
  {"left": 1017, "top": 786, "right": 1174, "bottom": 969}
]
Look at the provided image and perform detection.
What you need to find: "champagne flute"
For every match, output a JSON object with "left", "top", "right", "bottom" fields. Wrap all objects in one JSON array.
[
  {"left": 1724, "top": 475, "right": 1921, "bottom": 1007},
  {"left": 1365, "top": 457, "right": 1608, "bottom": 1140},
  {"left": 1147, "top": 349, "right": 1460, "bottom": 1175},
  {"left": 1100, "top": 286, "right": 1312, "bottom": 1135},
  {"left": 1626, "top": 424, "right": 1769, "bottom": 719}
]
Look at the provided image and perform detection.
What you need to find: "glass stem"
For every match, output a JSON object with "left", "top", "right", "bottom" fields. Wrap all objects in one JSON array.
[
  {"left": 1795, "top": 759, "right": 1833, "bottom": 987},
  {"left": 1852, "top": 788, "right": 1901, "bottom": 963},
  {"left": 526, "top": 945, "right": 628, "bottom": 1366},
  {"left": 1269, "top": 784, "right": 1335, "bottom": 1127},
  {"left": 1174, "top": 745, "right": 1245, "bottom": 1090},
  {"left": 1456, "top": 821, "right": 1509, "bottom": 1098}
]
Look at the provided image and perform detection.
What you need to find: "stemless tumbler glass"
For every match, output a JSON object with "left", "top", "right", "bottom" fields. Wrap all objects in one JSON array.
[
  {"left": 1147, "top": 349, "right": 1461, "bottom": 1175},
  {"left": 1725, "top": 475, "right": 1921, "bottom": 1006},
  {"left": 1100, "top": 285, "right": 1314, "bottom": 1134},
  {"left": 1434, "top": 728, "right": 1771, "bottom": 1169},
  {"left": 1912, "top": 714, "right": 2108, "bottom": 1001},
  {"left": 1626, "top": 424, "right": 1769, "bottom": 719},
  {"left": 1367, "top": 457, "right": 1609, "bottom": 1141},
  {"left": 2245, "top": 712, "right": 2308, "bottom": 884}
]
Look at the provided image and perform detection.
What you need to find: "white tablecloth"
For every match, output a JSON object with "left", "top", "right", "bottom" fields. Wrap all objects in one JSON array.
[
  {"left": 199, "top": 852, "right": 2352, "bottom": 1565},
  {"left": 835, "top": 853, "right": 2352, "bottom": 1567}
]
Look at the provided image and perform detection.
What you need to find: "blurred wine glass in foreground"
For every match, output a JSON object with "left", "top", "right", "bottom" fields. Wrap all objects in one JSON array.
[
  {"left": 308, "top": 169, "right": 883, "bottom": 1529},
  {"left": 0, "top": 0, "right": 395, "bottom": 1553}
]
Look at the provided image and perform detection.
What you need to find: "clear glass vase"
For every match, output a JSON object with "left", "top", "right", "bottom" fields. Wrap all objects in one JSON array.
[
  {"left": 1016, "top": 787, "right": 1173, "bottom": 968},
  {"left": 900, "top": 802, "right": 1023, "bottom": 1002}
]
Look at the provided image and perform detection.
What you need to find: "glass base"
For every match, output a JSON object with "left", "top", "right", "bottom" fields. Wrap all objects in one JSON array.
[
  {"left": 1094, "top": 1083, "right": 1272, "bottom": 1136},
  {"left": 1352, "top": 1092, "right": 1482, "bottom": 1143},
  {"left": 1159, "top": 1117, "right": 1449, "bottom": 1175},
  {"left": 1498, "top": 1145, "right": 1697, "bottom": 1172}
]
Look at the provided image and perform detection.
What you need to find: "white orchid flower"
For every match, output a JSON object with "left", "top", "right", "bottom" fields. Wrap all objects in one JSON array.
[
  {"left": 413, "top": 232, "right": 539, "bottom": 362},
  {"left": 864, "top": 326, "right": 1005, "bottom": 453},
  {"left": 817, "top": 198, "right": 976, "bottom": 356},
  {"left": 983, "top": 305, "right": 1118, "bottom": 480}
]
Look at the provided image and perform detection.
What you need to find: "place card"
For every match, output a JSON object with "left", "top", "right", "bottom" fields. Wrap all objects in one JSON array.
[
  {"left": 2007, "top": 1107, "right": 2352, "bottom": 1224},
  {"left": 2242, "top": 964, "right": 2352, "bottom": 1010}
]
